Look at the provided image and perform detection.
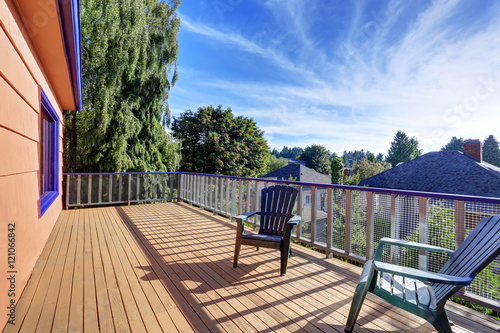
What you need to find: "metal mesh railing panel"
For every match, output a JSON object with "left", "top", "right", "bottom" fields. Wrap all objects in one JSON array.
[
  {"left": 464, "top": 201, "right": 500, "bottom": 304},
  {"left": 372, "top": 193, "right": 392, "bottom": 261},
  {"left": 331, "top": 188, "right": 346, "bottom": 251},
  {"left": 350, "top": 191, "right": 367, "bottom": 257}
]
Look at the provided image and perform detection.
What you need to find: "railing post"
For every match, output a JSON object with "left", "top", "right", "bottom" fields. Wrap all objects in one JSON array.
[
  {"left": 136, "top": 174, "right": 140, "bottom": 202},
  {"left": 366, "top": 191, "right": 374, "bottom": 260},
  {"left": 311, "top": 186, "right": 317, "bottom": 244},
  {"left": 418, "top": 197, "right": 429, "bottom": 271},
  {"left": 161, "top": 174, "right": 166, "bottom": 200},
  {"left": 98, "top": 175, "right": 102, "bottom": 204},
  {"left": 76, "top": 174, "right": 81, "bottom": 205},
  {"left": 226, "top": 178, "right": 230, "bottom": 215},
  {"left": 208, "top": 176, "right": 213, "bottom": 209},
  {"left": 390, "top": 194, "right": 397, "bottom": 264},
  {"left": 297, "top": 185, "right": 302, "bottom": 239},
  {"left": 108, "top": 174, "right": 113, "bottom": 203},
  {"left": 65, "top": 174, "right": 70, "bottom": 209},
  {"left": 118, "top": 174, "right": 122, "bottom": 203},
  {"left": 246, "top": 180, "right": 250, "bottom": 215},
  {"left": 87, "top": 174, "right": 92, "bottom": 205},
  {"left": 171, "top": 173, "right": 175, "bottom": 201},
  {"left": 153, "top": 174, "right": 157, "bottom": 203},
  {"left": 128, "top": 174, "right": 131, "bottom": 205},
  {"left": 231, "top": 179, "right": 237, "bottom": 218},
  {"left": 326, "top": 187, "right": 333, "bottom": 258},
  {"left": 254, "top": 181, "right": 259, "bottom": 229},
  {"left": 455, "top": 200, "right": 465, "bottom": 249},
  {"left": 238, "top": 179, "right": 243, "bottom": 215},
  {"left": 345, "top": 189, "right": 352, "bottom": 256},
  {"left": 203, "top": 176, "right": 207, "bottom": 208},
  {"left": 145, "top": 174, "right": 149, "bottom": 201},
  {"left": 214, "top": 177, "right": 219, "bottom": 213}
]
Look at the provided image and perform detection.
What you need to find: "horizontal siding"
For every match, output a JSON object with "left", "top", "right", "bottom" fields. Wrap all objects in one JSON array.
[
  {"left": 0, "top": 26, "right": 38, "bottom": 110},
  {"left": 0, "top": 76, "right": 38, "bottom": 141},
  {"left": 0, "top": 127, "right": 38, "bottom": 176}
]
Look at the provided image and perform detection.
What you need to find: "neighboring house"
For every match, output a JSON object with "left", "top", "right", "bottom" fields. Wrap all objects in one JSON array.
[
  {"left": 0, "top": 0, "right": 81, "bottom": 326},
  {"left": 359, "top": 140, "right": 500, "bottom": 198},
  {"left": 263, "top": 163, "right": 331, "bottom": 184},
  {"left": 359, "top": 140, "right": 500, "bottom": 238},
  {"left": 262, "top": 163, "right": 331, "bottom": 216}
]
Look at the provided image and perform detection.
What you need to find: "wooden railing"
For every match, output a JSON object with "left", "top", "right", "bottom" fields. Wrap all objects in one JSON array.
[
  {"left": 64, "top": 171, "right": 500, "bottom": 311},
  {"left": 64, "top": 172, "right": 179, "bottom": 208}
]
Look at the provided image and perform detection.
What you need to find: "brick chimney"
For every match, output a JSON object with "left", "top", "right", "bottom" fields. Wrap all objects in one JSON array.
[{"left": 463, "top": 139, "right": 482, "bottom": 162}]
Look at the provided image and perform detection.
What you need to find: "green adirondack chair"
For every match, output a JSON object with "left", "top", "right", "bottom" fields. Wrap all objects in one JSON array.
[
  {"left": 345, "top": 214, "right": 500, "bottom": 333},
  {"left": 233, "top": 185, "right": 300, "bottom": 276}
]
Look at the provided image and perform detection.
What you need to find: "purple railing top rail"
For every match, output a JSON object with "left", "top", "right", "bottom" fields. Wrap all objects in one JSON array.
[{"left": 63, "top": 171, "right": 500, "bottom": 205}]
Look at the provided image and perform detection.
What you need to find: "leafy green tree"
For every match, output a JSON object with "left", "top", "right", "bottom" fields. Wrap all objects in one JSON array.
[
  {"left": 330, "top": 157, "right": 344, "bottom": 184},
  {"left": 352, "top": 159, "right": 391, "bottom": 184},
  {"left": 171, "top": 105, "right": 270, "bottom": 177},
  {"left": 483, "top": 135, "right": 500, "bottom": 167},
  {"left": 376, "top": 153, "right": 384, "bottom": 162},
  {"left": 300, "top": 144, "right": 331, "bottom": 175},
  {"left": 386, "top": 131, "right": 421, "bottom": 167},
  {"left": 441, "top": 136, "right": 465, "bottom": 152},
  {"left": 68, "top": 0, "right": 181, "bottom": 172},
  {"left": 266, "top": 155, "right": 288, "bottom": 174}
]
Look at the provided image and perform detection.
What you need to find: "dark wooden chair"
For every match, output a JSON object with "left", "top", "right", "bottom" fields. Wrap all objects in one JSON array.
[
  {"left": 233, "top": 185, "right": 300, "bottom": 276},
  {"left": 345, "top": 214, "right": 500, "bottom": 333}
]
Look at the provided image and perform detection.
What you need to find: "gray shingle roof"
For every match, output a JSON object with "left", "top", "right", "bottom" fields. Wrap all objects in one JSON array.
[
  {"left": 358, "top": 151, "right": 500, "bottom": 198},
  {"left": 262, "top": 164, "right": 331, "bottom": 184}
]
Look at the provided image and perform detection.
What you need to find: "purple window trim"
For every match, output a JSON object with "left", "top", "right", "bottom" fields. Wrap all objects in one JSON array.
[{"left": 40, "top": 88, "right": 60, "bottom": 216}]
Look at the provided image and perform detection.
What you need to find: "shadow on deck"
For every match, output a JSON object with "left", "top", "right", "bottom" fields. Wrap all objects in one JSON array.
[{"left": 4, "top": 202, "right": 500, "bottom": 332}]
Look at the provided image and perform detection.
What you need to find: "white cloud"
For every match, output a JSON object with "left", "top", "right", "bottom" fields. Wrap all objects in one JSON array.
[{"left": 172, "top": 2, "right": 500, "bottom": 155}]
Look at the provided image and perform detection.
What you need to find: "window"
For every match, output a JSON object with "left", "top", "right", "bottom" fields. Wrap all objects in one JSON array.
[{"left": 40, "top": 89, "right": 59, "bottom": 216}]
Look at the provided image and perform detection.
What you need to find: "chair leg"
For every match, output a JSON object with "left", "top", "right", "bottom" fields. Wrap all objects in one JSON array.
[
  {"left": 233, "top": 239, "right": 242, "bottom": 268},
  {"left": 280, "top": 240, "right": 291, "bottom": 276},
  {"left": 345, "top": 261, "right": 375, "bottom": 333},
  {"left": 430, "top": 308, "right": 453, "bottom": 333}
]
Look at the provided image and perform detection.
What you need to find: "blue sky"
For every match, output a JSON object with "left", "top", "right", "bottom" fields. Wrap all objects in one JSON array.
[{"left": 168, "top": 0, "right": 500, "bottom": 156}]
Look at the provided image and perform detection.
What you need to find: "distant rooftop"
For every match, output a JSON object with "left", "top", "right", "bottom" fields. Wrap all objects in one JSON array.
[
  {"left": 263, "top": 164, "right": 331, "bottom": 184},
  {"left": 359, "top": 151, "right": 500, "bottom": 198}
]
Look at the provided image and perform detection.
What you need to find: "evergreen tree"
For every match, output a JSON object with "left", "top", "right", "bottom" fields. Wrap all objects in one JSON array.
[
  {"left": 441, "top": 136, "right": 465, "bottom": 152},
  {"left": 171, "top": 105, "right": 270, "bottom": 177},
  {"left": 299, "top": 144, "right": 331, "bottom": 175},
  {"left": 330, "top": 157, "right": 344, "bottom": 184},
  {"left": 483, "top": 135, "right": 500, "bottom": 167},
  {"left": 386, "top": 131, "right": 422, "bottom": 167},
  {"left": 68, "top": 0, "right": 182, "bottom": 172}
]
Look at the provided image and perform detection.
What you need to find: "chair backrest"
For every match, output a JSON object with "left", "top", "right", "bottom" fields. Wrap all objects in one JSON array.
[
  {"left": 433, "top": 214, "right": 500, "bottom": 303},
  {"left": 258, "top": 185, "right": 298, "bottom": 236}
]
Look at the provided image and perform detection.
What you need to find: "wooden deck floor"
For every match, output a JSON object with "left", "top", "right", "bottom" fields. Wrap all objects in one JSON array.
[{"left": 4, "top": 202, "right": 500, "bottom": 332}]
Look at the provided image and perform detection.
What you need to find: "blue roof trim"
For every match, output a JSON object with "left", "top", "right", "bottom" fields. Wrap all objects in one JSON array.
[{"left": 58, "top": 0, "right": 82, "bottom": 111}]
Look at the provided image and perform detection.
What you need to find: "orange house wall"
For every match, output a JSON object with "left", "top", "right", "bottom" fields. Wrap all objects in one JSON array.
[{"left": 1, "top": 0, "right": 65, "bottom": 328}]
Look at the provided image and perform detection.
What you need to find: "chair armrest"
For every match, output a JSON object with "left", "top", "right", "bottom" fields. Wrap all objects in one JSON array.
[
  {"left": 374, "top": 238, "right": 454, "bottom": 261},
  {"left": 373, "top": 261, "right": 473, "bottom": 286},
  {"left": 235, "top": 212, "right": 260, "bottom": 234},
  {"left": 287, "top": 214, "right": 301, "bottom": 225},
  {"left": 235, "top": 211, "right": 260, "bottom": 222}
]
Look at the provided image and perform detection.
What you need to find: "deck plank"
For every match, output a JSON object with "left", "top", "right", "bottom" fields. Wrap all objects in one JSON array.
[{"left": 5, "top": 202, "right": 499, "bottom": 333}]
